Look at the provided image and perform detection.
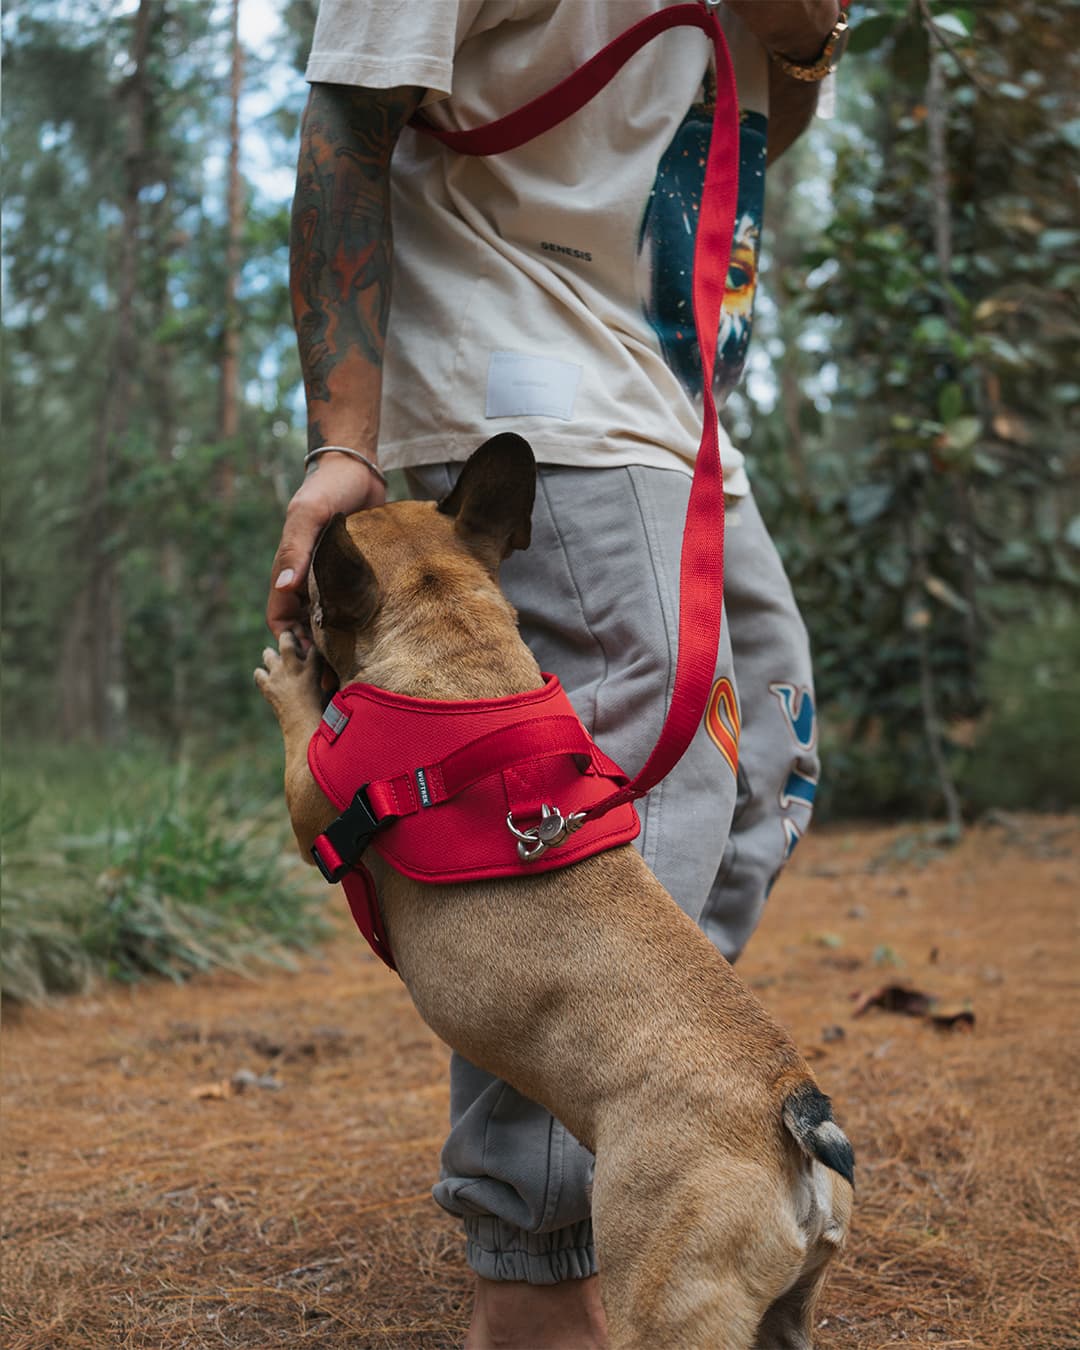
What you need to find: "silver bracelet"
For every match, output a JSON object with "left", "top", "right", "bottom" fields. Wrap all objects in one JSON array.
[{"left": 303, "top": 445, "right": 388, "bottom": 487}]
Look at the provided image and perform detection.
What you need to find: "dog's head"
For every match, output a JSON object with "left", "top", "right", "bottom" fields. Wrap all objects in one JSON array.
[{"left": 308, "top": 433, "right": 540, "bottom": 696}]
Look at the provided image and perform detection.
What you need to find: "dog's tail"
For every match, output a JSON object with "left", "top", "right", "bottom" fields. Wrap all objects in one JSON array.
[{"left": 782, "top": 1080, "right": 855, "bottom": 1187}]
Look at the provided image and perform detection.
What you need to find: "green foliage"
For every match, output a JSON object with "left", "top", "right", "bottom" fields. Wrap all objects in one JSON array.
[
  {"left": 0, "top": 742, "right": 327, "bottom": 1005},
  {"left": 961, "top": 606, "right": 1080, "bottom": 812},
  {"left": 1, "top": 0, "right": 308, "bottom": 742},
  {"left": 740, "top": 0, "right": 1080, "bottom": 818}
]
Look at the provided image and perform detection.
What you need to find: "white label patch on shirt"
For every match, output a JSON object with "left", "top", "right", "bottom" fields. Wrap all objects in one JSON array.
[{"left": 485, "top": 352, "right": 583, "bottom": 422}]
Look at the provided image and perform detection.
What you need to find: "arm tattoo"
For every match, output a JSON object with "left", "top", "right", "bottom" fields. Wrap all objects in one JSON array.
[{"left": 290, "top": 84, "right": 422, "bottom": 431}]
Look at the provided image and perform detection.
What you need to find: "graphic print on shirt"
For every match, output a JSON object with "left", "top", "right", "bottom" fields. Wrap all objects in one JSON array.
[{"left": 636, "top": 99, "right": 768, "bottom": 409}]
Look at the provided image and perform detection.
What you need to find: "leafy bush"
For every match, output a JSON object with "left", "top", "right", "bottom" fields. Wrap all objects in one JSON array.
[
  {"left": 960, "top": 606, "right": 1080, "bottom": 813},
  {"left": 724, "top": 2, "right": 1080, "bottom": 822},
  {"left": 1, "top": 745, "right": 326, "bottom": 1004}
]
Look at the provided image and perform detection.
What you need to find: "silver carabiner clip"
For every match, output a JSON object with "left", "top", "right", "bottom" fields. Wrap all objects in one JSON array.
[{"left": 506, "top": 803, "right": 586, "bottom": 864}]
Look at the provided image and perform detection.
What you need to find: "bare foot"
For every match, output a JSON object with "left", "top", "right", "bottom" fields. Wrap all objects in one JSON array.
[{"left": 465, "top": 1274, "right": 608, "bottom": 1349}]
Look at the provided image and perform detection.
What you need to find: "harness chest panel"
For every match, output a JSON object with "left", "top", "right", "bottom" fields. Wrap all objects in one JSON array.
[{"left": 307, "top": 675, "right": 641, "bottom": 969}]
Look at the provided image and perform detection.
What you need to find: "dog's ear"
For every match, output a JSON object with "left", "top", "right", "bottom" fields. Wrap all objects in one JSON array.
[
  {"left": 311, "top": 514, "right": 380, "bottom": 631},
  {"left": 438, "top": 434, "right": 536, "bottom": 567}
]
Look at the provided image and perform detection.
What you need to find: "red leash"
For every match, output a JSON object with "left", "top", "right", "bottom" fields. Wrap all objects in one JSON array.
[{"left": 414, "top": 3, "right": 739, "bottom": 818}]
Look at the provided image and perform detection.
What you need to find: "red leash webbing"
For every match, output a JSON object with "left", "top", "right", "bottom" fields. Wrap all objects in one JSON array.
[{"left": 413, "top": 4, "right": 739, "bottom": 819}]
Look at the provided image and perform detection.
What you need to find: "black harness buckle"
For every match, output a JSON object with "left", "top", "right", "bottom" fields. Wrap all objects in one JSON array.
[{"left": 311, "top": 786, "right": 386, "bottom": 883}]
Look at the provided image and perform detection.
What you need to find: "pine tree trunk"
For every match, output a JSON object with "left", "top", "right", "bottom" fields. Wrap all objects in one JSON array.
[
  {"left": 207, "top": 0, "right": 244, "bottom": 622},
  {"left": 58, "top": 0, "right": 156, "bottom": 742},
  {"left": 769, "top": 150, "right": 811, "bottom": 503},
  {"left": 148, "top": 179, "right": 188, "bottom": 742},
  {"left": 920, "top": 30, "right": 967, "bottom": 830},
  {"left": 219, "top": 0, "right": 243, "bottom": 465},
  {"left": 925, "top": 24, "right": 980, "bottom": 677}
]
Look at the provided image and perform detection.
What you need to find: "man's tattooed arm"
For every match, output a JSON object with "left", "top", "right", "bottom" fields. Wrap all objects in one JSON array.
[{"left": 289, "top": 83, "right": 423, "bottom": 454}]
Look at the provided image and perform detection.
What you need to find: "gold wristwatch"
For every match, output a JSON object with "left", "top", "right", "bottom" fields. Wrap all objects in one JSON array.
[{"left": 771, "top": 12, "right": 850, "bottom": 83}]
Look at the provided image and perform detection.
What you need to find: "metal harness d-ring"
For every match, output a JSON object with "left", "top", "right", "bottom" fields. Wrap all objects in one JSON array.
[{"left": 506, "top": 803, "right": 587, "bottom": 863}]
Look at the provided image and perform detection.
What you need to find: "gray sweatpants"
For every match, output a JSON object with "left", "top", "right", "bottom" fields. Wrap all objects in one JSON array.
[{"left": 407, "top": 463, "right": 818, "bottom": 1284}]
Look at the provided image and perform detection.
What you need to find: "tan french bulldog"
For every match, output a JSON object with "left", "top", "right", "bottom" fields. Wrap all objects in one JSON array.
[{"left": 256, "top": 434, "right": 853, "bottom": 1350}]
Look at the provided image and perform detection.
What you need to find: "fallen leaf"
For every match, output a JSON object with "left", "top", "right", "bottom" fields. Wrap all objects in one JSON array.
[
  {"left": 821, "top": 954, "right": 863, "bottom": 972},
  {"left": 190, "top": 1079, "right": 232, "bottom": 1101},
  {"left": 925, "top": 573, "right": 970, "bottom": 611},
  {"left": 991, "top": 411, "right": 1033, "bottom": 444},
  {"left": 231, "top": 1068, "right": 283, "bottom": 1092},
  {"left": 930, "top": 1007, "right": 976, "bottom": 1031},
  {"left": 851, "top": 984, "right": 976, "bottom": 1032},
  {"left": 851, "top": 984, "right": 934, "bottom": 1018}
]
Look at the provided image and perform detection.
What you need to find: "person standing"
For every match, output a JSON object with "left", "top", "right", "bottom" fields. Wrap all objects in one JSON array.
[{"left": 267, "top": 3, "right": 848, "bottom": 1345}]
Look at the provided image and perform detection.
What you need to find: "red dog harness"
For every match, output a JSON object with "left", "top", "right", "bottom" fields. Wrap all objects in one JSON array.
[
  {"left": 310, "top": 676, "right": 640, "bottom": 969},
  {"left": 309, "top": 5, "right": 742, "bottom": 972}
]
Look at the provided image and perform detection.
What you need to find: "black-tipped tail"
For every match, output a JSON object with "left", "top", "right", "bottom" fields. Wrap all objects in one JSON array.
[{"left": 782, "top": 1082, "right": 855, "bottom": 1187}]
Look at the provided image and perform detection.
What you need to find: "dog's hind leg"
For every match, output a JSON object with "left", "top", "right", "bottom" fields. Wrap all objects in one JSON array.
[
  {"left": 751, "top": 1263, "right": 828, "bottom": 1350},
  {"left": 752, "top": 1153, "right": 853, "bottom": 1350},
  {"left": 590, "top": 1143, "right": 808, "bottom": 1350}
]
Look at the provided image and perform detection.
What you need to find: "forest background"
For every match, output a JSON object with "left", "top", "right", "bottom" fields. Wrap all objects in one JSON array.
[{"left": 2, "top": 0, "right": 1078, "bottom": 1000}]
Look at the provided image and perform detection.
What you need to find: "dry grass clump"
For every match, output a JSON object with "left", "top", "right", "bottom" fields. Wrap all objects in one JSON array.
[{"left": 1, "top": 747, "right": 325, "bottom": 1004}]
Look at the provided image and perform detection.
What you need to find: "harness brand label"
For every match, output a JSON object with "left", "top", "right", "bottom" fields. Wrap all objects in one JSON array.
[{"left": 414, "top": 767, "right": 433, "bottom": 808}]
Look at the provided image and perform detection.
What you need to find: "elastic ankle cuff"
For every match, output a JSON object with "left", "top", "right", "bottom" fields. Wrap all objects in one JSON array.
[{"left": 464, "top": 1216, "right": 597, "bottom": 1284}]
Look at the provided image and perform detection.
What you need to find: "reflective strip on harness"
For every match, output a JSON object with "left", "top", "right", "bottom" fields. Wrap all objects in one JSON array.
[{"left": 321, "top": 701, "right": 350, "bottom": 740}]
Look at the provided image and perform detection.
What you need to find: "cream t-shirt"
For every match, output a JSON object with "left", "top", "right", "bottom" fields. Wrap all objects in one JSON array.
[{"left": 306, "top": 1, "right": 770, "bottom": 494}]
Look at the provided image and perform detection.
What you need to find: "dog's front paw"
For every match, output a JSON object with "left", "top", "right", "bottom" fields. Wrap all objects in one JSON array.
[{"left": 255, "top": 631, "right": 323, "bottom": 723}]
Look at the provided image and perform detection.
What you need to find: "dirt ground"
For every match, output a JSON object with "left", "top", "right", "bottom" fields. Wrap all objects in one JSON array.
[{"left": 3, "top": 816, "right": 1077, "bottom": 1349}]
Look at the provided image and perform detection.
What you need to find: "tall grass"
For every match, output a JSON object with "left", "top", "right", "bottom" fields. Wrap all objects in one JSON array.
[{"left": 1, "top": 741, "right": 327, "bottom": 1004}]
